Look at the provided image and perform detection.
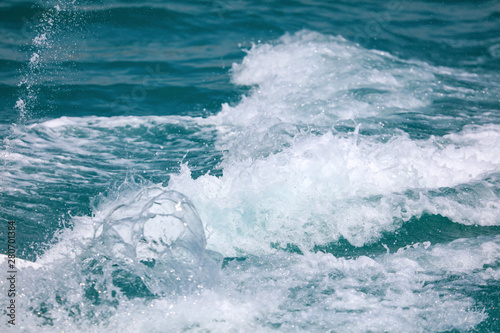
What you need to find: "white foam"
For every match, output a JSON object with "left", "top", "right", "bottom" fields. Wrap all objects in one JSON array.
[
  {"left": 405, "top": 236, "right": 500, "bottom": 273},
  {"left": 0, "top": 254, "right": 41, "bottom": 270},
  {"left": 167, "top": 124, "right": 500, "bottom": 254},
  {"left": 160, "top": 31, "right": 500, "bottom": 255},
  {"left": 4, "top": 31, "right": 499, "bottom": 258},
  {"left": 20, "top": 236, "right": 496, "bottom": 332},
  {"left": 39, "top": 115, "right": 194, "bottom": 129},
  {"left": 37, "top": 185, "right": 221, "bottom": 286},
  {"left": 204, "top": 30, "right": 437, "bottom": 161}
]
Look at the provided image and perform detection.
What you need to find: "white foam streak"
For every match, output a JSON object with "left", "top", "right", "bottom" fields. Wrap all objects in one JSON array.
[
  {"left": 39, "top": 115, "right": 195, "bottom": 129},
  {"left": 0, "top": 115, "right": 217, "bottom": 195}
]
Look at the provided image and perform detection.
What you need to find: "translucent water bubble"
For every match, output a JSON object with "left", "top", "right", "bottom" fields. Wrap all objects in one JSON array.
[
  {"left": 14, "top": 184, "right": 223, "bottom": 328},
  {"left": 82, "top": 186, "right": 222, "bottom": 299}
]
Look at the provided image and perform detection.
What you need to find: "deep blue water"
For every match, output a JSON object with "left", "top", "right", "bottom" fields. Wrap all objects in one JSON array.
[{"left": 1, "top": 0, "right": 500, "bottom": 331}]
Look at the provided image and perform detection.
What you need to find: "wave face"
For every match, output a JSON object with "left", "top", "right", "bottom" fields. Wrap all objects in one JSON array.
[{"left": 1, "top": 0, "right": 500, "bottom": 332}]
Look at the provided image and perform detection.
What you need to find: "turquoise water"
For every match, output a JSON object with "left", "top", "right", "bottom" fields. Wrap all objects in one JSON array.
[{"left": 1, "top": 0, "right": 500, "bottom": 331}]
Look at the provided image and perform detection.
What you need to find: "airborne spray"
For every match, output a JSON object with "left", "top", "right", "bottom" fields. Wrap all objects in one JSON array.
[
  {"left": 16, "top": 1, "right": 69, "bottom": 122},
  {"left": 6, "top": 0, "right": 86, "bottom": 158}
]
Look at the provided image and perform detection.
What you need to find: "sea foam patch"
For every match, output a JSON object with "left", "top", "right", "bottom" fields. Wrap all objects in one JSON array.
[
  {"left": 37, "top": 183, "right": 222, "bottom": 293},
  {"left": 11, "top": 236, "right": 494, "bottom": 332},
  {"left": 70, "top": 236, "right": 495, "bottom": 333}
]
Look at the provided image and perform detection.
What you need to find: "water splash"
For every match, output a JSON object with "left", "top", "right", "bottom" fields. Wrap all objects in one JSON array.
[
  {"left": 84, "top": 185, "right": 222, "bottom": 298},
  {"left": 5, "top": 184, "right": 222, "bottom": 329}
]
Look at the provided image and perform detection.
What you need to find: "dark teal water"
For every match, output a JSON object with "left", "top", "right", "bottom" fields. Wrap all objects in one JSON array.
[{"left": 1, "top": 0, "right": 500, "bottom": 331}]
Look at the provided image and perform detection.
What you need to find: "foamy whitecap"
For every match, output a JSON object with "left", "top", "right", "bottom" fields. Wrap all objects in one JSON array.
[
  {"left": 206, "top": 30, "right": 437, "bottom": 161},
  {"left": 161, "top": 31, "right": 500, "bottom": 255},
  {"left": 167, "top": 123, "right": 500, "bottom": 255},
  {"left": 0, "top": 115, "right": 218, "bottom": 197}
]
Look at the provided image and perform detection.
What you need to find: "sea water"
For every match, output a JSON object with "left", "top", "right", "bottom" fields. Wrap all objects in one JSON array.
[{"left": 0, "top": 0, "right": 499, "bottom": 332}]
